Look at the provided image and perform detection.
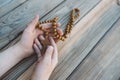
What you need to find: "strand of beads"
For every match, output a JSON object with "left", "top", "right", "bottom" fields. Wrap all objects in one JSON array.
[
  {"left": 37, "top": 8, "right": 80, "bottom": 41},
  {"left": 62, "top": 8, "right": 80, "bottom": 40}
]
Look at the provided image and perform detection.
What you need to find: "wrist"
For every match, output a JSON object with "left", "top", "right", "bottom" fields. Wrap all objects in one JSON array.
[
  {"left": 15, "top": 42, "right": 32, "bottom": 58},
  {"left": 31, "top": 75, "right": 49, "bottom": 80}
]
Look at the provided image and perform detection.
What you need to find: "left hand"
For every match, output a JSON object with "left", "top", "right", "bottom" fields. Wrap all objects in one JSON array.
[{"left": 17, "top": 15, "right": 62, "bottom": 57}]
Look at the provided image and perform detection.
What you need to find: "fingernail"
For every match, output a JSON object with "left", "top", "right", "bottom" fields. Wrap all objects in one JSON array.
[{"left": 39, "top": 35, "right": 45, "bottom": 40}]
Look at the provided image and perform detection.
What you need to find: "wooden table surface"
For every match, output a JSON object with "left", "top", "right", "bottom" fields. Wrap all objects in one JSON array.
[{"left": 0, "top": 0, "right": 120, "bottom": 80}]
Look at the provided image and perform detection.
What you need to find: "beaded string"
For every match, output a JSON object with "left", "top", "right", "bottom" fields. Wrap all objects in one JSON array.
[{"left": 36, "top": 8, "right": 80, "bottom": 55}]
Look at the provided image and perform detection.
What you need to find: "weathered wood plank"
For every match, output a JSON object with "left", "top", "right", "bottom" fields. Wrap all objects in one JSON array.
[
  {"left": 0, "top": 0, "right": 64, "bottom": 49},
  {"left": 0, "top": 0, "right": 64, "bottom": 79},
  {"left": 0, "top": 0, "right": 28, "bottom": 18},
  {"left": 50, "top": 1, "right": 119, "bottom": 80},
  {"left": 18, "top": 0, "right": 118, "bottom": 80},
  {"left": 67, "top": 17, "right": 120, "bottom": 80},
  {"left": 1, "top": 0, "right": 119, "bottom": 80},
  {"left": 0, "top": 0, "right": 102, "bottom": 79}
]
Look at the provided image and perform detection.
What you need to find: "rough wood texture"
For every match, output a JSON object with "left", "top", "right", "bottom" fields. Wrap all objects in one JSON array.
[
  {"left": 0, "top": 0, "right": 64, "bottom": 49},
  {"left": 0, "top": 0, "right": 120, "bottom": 80},
  {"left": 50, "top": 2, "right": 120, "bottom": 80},
  {"left": 17, "top": 0, "right": 103, "bottom": 79},
  {"left": 0, "top": 0, "right": 27, "bottom": 18},
  {"left": 67, "top": 17, "right": 120, "bottom": 80},
  {"left": 0, "top": 0, "right": 102, "bottom": 79}
]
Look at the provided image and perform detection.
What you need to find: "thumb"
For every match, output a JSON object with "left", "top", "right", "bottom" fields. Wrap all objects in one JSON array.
[
  {"left": 27, "top": 15, "right": 39, "bottom": 30},
  {"left": 44, "top": 46, "right": 54, "bottom": 61}
]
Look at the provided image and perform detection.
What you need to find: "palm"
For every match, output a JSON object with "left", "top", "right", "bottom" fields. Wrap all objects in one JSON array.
[{"left": 18, "top": 15, "right": 62, "bottom": 57}]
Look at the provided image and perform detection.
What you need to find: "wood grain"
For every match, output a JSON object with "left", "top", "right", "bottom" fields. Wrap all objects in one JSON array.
[
  {"left": 18, "top": 0, "right": 103, "bottom": 80},
  {"left": 67, "top": 16, "right": 120, "bottom": 80},
  {"left": 0, "top": 0, "right": 28, "bottom": 18},
  {"left": 0, "top": 0, "right": 64, "bottom": 49},
  {"left": 18, "top": 0, "right": 119, "bottom": 80},
  {"left": 0, "top": 0, "right": 120, "bottom": 80},
  {"left": 50, "top": 2, "right": 120, "bottom": 80}
]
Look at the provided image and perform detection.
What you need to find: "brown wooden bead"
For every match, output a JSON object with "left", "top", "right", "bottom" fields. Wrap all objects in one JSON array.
[
  {"left": 44, "top": 32, "right": 49, "bottom": 38},
  {"left": 54, "top": 32, "right": 58, "bottom": 36},
  {"left": 53, "top": 25, "right": 57, "bottom": 28},
  {"left": 39, "top": 22, "right": 42, "bottom": 24},
  {"left": 36, "top": 8, "right": 80, "bottom": 42},
  {"left": 63, "top": 35, "right": 67, "bottom": 38},
  {"left": 54, "top": 17, "right": 59, "bottom": 21},
  {"left": 45, "top": 32, "right": 48, "bottom": 35},
  {"left": 38, "top": 25, "right": 44, "bottom": 30},
  {"left": 45, "top": 20, "right": 47, "bottom": 23},
  {"left": 47, "top": 20, "right": 51, "bottom": 23},
  {"left": 78, "top": 13, "right": 80, "bottom": 16},
  {"left": 53, "top": 23, "right": 57, "bottom": 26},
  {"left": 56, "top": 35, "right": 60, "bottom": 38},
  {"left": 53, "top": 28, "right": 57, "bottom": 32},
  {"left": 61, "top": 37, "right": 65, "bottom": 41}
]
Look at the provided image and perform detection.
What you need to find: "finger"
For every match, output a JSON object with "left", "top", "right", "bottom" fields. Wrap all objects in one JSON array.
[
  {"left": 33, "top": 44, "right": 41, "bottom": 58},
  {"left": 28, "top": 15, "right": 39, "bottom": 30},
  {"left": 42, "top": 22, "right": 61, "bottom": 29},
  {"left": 57, "top": 28, "right": 63, "bottom": 35},
  {"left": 39, "top": 35, "right": 45, "bottom": 41},
  {"left": 49, "top": 37, "right": 57, "bottom": 48},
  {"left": 44, "top": 46, "right": 54, "bottom": 61},
  {"left": 49, "top": 37, "right": 58, "bottom": 61},
  {"left": 35, "top": 38, "right": 42, "bottom": 50}
]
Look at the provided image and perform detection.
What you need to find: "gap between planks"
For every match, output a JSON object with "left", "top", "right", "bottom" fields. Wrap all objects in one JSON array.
[{"left": 18, "top": 0, "right": 117, "bottom": 80}]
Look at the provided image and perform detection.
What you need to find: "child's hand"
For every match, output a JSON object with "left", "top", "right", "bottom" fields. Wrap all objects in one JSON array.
[
  {"left": 17, "top": 15, "right": 62, "bottom": 57},
  {"left": 31, "top": 36, "right": 58, "bottom": 80}
]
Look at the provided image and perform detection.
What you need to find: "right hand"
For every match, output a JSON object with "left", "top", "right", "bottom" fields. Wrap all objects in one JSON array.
[{"left": 31, "top": 36, "right": 58, "bottom": 80}]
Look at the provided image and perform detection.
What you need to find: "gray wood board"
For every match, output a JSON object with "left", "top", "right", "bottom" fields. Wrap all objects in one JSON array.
[
  {"left": 67, "top": 16, "right": 120, "bottom": 80},
  {"left": 0, "top": 0, "right": 64, "bottom": 49},
  {"left": 0, "top": 0, "right": 101, "bottom": 79},
  {"left": 0, "top": 0, "right": 28, "bottom": 18},
  {"left": 50, "top": 5, "right": 120, "bottom": 80}
]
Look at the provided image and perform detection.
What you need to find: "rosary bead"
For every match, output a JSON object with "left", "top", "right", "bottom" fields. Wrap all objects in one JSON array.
[
  {"left": 71, "top": 17, "right": 75, "bottom": 20},
  {"left": 53, "top": 25, "right": 57, "bottom": 28},
  {"left": 53, "top": 23, "right": 57, "bottom": 26},
  {"left": 78, "top": 13, "right": 80, "bottom": 16},
  {"left": 41, "top": 22, "right": 45, "bottom": 24},
  {"left": 57, "top": 35, "right": 60, "bottom": 38},
  {"left": 45, "top": 20, "right": 47, "bottom": 23},
  {"left": 39, "top": 22, "right": 42, "bottom": 24},
  {"left": 75, "top": 8, "right": 80, "bottom": 12},
  {"left": 47, "top": 20, "right": 51, "bottom": 23},
  {"left": 66, "top": 29, "right": 69, "bottom": 32},
  {"left": 53, "top": 28, "right": 57, "bottom": 32},
  {"left": 63, "top": 35, "right": 67, "bottom": 38},
  {"left": 37, "top": 8, "right": 80, "bottom": 42},
  {"left": 54, "top": 17, "right": 59, "bottom": 21},
  {"left": 54, "top": 32, "right": 57, "bottom": 35},
  {"left": 44, "top": 32, "right": 49, "bottom": 38},
  {"left": 45, "top": 32, "right": 49, "bottom": 34},
  {"left": 38, "top": 25, "right": 43, "bottom": 30},
  {"left": 58, "top": 36, "right": 62, "bottom": 39},
  {"left": 61, "top": 37, "right": 65, "bottom": 41}
]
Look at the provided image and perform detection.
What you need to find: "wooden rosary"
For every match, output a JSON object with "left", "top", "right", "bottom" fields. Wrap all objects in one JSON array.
[{"left": 36, "top": 8, "right": 80, "bottom": 55}]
